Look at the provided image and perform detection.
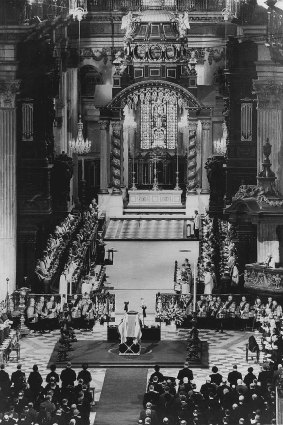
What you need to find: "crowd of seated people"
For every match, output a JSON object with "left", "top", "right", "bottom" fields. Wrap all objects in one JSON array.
[
  {"left": 194, "top": 295, "right": 283, "bottom": 332},
  {"left": 139, "top": 363, "right": 277, "bottom": 425},
  {"left": 26, "top": 293, "right": 114, "bottom": 334},
  {"left": 35, "top": 214, "right": 81, "bottom": 290},
  {"left": 155, "top": 293, "right": 283, "bottom": 332},
  {"left": 0, "top": 362, "right": 93, "bottom": 424},
  {"left": 59, "top": 202, "right": 101, "bottom": 294},
  {"left": 256, "top": 297, "right": 283, "bottom": 364}
]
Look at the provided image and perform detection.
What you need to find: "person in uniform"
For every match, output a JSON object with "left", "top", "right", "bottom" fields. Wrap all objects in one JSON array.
[
  {"left": 46, "top": 295, "right": 58, "bottom": 330},
  {"left": 193, "top": 210, "right": 201, "bottom": 240},
  {"left": 26, "top": 298, "right": 38, "bottom": 333},
  {"left": 215, "top": 296, "right": 224, "bottom": 332},
  {"left": 237, "top": 296, "right": 250, "bottom": 331},
  {"left": 252, "top": 296, "right": 263, "bottom": 329},
  {"left": 35, "top": 296, "right": 48, "bottom": 333},
  {"left": 196, "top": 295, "right": 207, "bottom": 328}
]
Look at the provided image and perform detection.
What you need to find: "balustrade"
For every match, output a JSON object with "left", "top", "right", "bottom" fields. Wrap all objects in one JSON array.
[
  {"left": 0, "top": 0, "right": 249, "bottom": 24},
  {"left": 88, "top": 0, "right": 231, "bottom": 13}
]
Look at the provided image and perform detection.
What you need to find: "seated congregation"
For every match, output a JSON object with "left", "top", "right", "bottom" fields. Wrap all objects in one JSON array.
[
  {"left": 0, "top": 362, "right": 93, "bottom": 425},
  {"left": 138, "top": 363, "right": 278, "bottom": 425}
]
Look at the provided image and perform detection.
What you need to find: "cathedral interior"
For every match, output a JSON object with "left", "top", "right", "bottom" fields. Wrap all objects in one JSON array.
[{"left": 1, "top": 0, "right": 283, "bottom": 422}]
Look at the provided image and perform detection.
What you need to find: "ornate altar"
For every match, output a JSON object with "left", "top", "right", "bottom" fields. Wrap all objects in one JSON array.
[{"left": 128, "top": 189, "right": 182, "bottom": 207}]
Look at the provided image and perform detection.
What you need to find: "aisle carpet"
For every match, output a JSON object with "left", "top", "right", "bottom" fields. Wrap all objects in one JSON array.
[
  {"left": 95, "top": 368, "right": 147, "bottom": 425},
  {"left": 48, "top": 340, "right": 209, "bottom": 368}
]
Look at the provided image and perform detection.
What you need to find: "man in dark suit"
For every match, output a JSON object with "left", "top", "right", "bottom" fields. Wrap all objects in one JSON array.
[
  {"left": 0, "top": 364, "right": 11, "bottom": 396},
  {"left": 11, "top": 364, "right": 26, "bottom": 394},
  {"left": 228, "top": 365, "right": 242, "bottom": 387},
  {"left": 60, "top": 362, "right": 77, "bottom": 388},
  {"left": 149, "top": 365, "right": 164, "bottom": 383},
  {"left": 177, "top": 362, "right": 194, "bottom": 384},
  {"left": 143, "top": 385, "right": 160, "bottom": 409}
]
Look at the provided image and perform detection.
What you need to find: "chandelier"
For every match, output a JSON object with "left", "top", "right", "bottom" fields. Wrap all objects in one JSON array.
[{"left": 69, "top": 115, "right": 91, "bottom": 154}]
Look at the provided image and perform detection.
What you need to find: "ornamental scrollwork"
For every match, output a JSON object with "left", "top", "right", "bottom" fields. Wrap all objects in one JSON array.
[
  {"left": 207, "top": 48, "right": 225, "bottom": 65},
  {"left": 245, "top": 268, "right": 283, "bottom": 292},
  {"left": 80, "top": 47, "right": 109, "bottom": 64}
]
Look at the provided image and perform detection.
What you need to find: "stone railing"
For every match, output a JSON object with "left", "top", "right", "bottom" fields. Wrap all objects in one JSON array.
[{"left": 245, "top": 263, "right": 283, "bottom": 293}]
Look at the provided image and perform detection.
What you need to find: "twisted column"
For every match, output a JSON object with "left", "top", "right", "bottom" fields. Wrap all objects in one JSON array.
[
  {"left": 99, "top": 120, "right": 109, "bottom": 193},
  {"left": 111, "top": 121, "right": 122, "bottom": 194},
  {"left": 187, "top": 121, "right": 198, "bottom": 194},
  {"left": 201, "top": 120, "right": 212, "bottom": 194}
]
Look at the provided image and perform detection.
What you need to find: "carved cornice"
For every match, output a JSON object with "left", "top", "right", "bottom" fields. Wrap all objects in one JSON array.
[
  {"left": 253, "top": 80, "right": 283, "bottom": 109},
  {"left": 0, "top": 80, "right": 20, "bottom": 108}
]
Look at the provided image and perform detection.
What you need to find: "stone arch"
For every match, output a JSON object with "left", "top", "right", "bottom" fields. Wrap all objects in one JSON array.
[
  {"left": 80, "top": 65, "right": 103, "bottom": 97},
  {"left": 107, "top": 79, "right": 203, "bottom": 110}
]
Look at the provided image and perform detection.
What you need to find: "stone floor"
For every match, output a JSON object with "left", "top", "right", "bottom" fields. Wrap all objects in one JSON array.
[
  {"left": 2, "top": 325, "right": 263, "bottom": 424},
  {"left": 105, "top": 240, "right": 199, "bottom": 314},
  {"left": 4, "top": 240, "right": 263, "bottom": 423}
]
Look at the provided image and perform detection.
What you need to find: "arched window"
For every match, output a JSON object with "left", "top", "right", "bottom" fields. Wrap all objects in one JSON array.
[{"left": 80, "top": 65, "right": 102, "bottom": 97}]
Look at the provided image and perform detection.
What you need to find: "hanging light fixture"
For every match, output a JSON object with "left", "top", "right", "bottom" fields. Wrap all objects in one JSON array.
[
  {"left": 68, "top": 1, "right": 91, "bottom": 155},
  {"left": 69, "top": 114, "right": 91, "bottom": 154}
]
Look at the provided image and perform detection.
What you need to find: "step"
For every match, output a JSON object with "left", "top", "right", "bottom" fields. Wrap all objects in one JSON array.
[
  {"left": 105, "top": 218, "right": 189, "bottom": 240},
  {"left": 124, "top": 208, "right": 187, "bottom": 215}
]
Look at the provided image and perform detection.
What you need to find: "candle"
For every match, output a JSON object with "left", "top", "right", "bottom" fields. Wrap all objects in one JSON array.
[{"left": 193, "top": 261, "right": 197, "bottom": 313}]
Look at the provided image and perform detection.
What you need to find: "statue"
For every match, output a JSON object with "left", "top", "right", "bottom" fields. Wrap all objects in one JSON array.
[
  {"left": 176, "top": 11, "right": 190, "bottom": 39},
  {"left": 121, "top": 11, "right": 136, "bottom": 40}
]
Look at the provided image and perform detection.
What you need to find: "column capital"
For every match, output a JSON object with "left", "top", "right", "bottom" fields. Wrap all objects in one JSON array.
[
  {"left": 188, "top": 121, "right": 198, "bottom": 132},
  {"left": 99, "top": 120, "right": 110, "bottom": 131},
  {"left": 253, "top": 80, "right": 283, "bottom": 109},
  {"left": 201, "top": 120, "right": 212, "bottom": 130},
  {"left": 0, "top": 80, "right": 20, "bottom": 108},
  {"left": 111, "top": 121, "right": 123, "bottom": 132}
]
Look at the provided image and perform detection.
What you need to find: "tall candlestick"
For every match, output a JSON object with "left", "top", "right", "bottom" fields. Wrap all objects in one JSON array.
[{"left": 193, "top": 261, "right": 197, "bottom": 313}]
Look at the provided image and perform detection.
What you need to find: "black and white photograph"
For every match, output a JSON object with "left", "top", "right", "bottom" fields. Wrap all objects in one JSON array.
[{"left": 1, "top": 0, "right": 283, "bottom": 423}]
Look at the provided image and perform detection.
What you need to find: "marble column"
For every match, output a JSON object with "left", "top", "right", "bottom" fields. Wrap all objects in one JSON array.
[
  {"left": 187, "top": 120, "right": 198, "bottom": 194},
  {"left": 0, "top": 80, "right": 20, "bottom": 299},
  {"left": 99, "top": 120, "right": 109, "bottom": 193},
  {"left": 111, "top": 121, "right": 123, "bottom": 194},
  {"left": 201, "top": 120, "right": 212, "bottom": 194},
  {"left": 254, "top": 80, "right": 283, "bottom": 193}
]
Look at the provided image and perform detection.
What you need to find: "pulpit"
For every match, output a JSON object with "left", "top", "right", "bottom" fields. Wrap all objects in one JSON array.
[{"left": 118, "top": 311, "right": 142, "bottom": 355}]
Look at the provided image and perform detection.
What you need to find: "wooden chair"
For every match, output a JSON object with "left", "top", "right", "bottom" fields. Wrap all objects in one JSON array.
[
  {"left": 246, "top": 335, "right": 260, "bottom": 363},
  {"left": 8, "top": 340, "right": 20, "bottom": 362}
]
